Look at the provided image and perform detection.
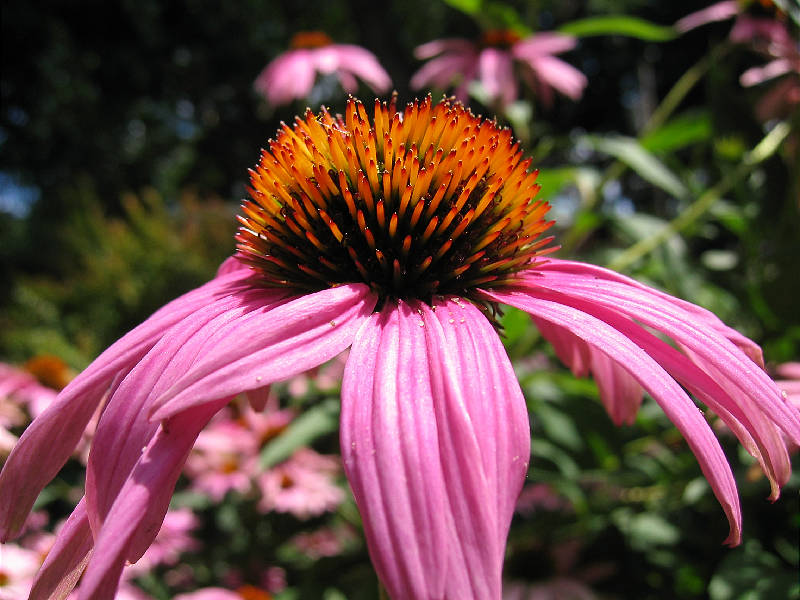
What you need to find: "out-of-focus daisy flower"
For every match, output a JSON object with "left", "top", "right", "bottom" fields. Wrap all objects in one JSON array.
[
  {"left": 730, "top": 17, "right": 800, "bottom": 120},
  {"left": 254, "top": 31, "right": 391, "bottom": 107},
  {"left": 0, "top": 543, "right": 42, "bottom": 600},
  {"left": 1, "top": 97, "right": 798, "bottom": 600},
  {"left": 184, "top": 402, "right": 292, "bottom": 500},
  {"left": 411, "top": 30, "right": 587, "bottom": 108},
  {"left": 0, "top": 361, "right": 61, "bottom": 455},
  {"left": 126, "top": 508, "right": 201, "bottom": 576},
  {"left": 290, "top": 523, "right": 357, "bottom": 559},
  {"left": 256, "top": 448, "right": 344, "bottom": 519}
]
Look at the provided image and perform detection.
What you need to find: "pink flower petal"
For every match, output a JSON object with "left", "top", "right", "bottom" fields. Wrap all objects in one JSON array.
[
  {"left": 478, "top": 48, "right": 518, "bottom": 107},
  {"left": 535, "top": 259, "right": 765, "bottom": 365},
  {"left": 341, "top": 299, "right": 528, "bottom": 598},
  {"left": 254, "top": 50, "right": 317, "bottom": 106},
  {"left": 521, "top": 267, "right": 800, "bottom": 444},
  {"left": 523, "top": 55, "right": 587, "bottom": 100},
  {"left": 149, "top": 283, "right": 376, "bottom": 420},
  {"left": 531, "top": 317, "right": 642, "bottom": 425},
  {"left": 740, "top": 58, "right": 793, "bottom": 87},
  {"left": 330, "top": 45, "right": 392, "bottom": 93},
  {"left": 0, "top": 265, "right": 255, "bottom": 542},
  {"left": 28, "top": 497, "right": 93, "bottom": 600},
  {"left": 414, "top": 38, "right": 476, "bottom": 60},
  {"left": 512, "top": 33, "right": 578, "bottom": 58},
  {"left": 674, "top": 1, "right": 739, "bottom": 33},
  {"left": 410, "top": 53, "right": 478, "bottom": 93},
  {"left": 78, "top": 398, "right": 228, "bottom": 600},
  {"left": 85, "top": 285, "right": 281, "bottom": 548},
  {"left": 482, "top": 287, "right": 743, "bottom": 545}
]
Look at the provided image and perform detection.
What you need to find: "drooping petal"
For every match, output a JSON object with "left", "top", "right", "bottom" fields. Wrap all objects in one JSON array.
[
  {"left": 414, "top": 38, "right": 477, "bottom": 60},
  {"left": 422, "top": 298, "right": 530, "bottom": 553},
  {"left": 0, "top": 264, "right": 255, "bottom": 541},
  {"left": 85, "top": 284, "right": 375, "bottom": 546},
  {"left": 410, "top": 53, "right": 479, "bottom": 94},
  {"left": 28, "top": 498, "right": 93, "bottom": 600},
  {"left": 331, "top": 45, "right": 392, "bottom": 93},
  {"left": 85, "top": 285, "right": 283, "bottom": 545},
  {"left": 78, "top": 398, "right": 228, "bottom": 600},
  {"left": 512, "top": 32, "right": 578, "bottom": 57},
  {"left": 521, "top": 266, "right": 800, "bottom": 444},
  {"left": 533, "top": 259, "right": 765, "bottom": 365},
  {"left": 341, "top": 304, "right": 450, "bottom": 598},
  {"left": 482, "top": 286, "right": 743, "bottom": 545},
  {"left": 149, "top": 283, "right": 376, "bottom": 419},
  {"left": 674, "top": 0, "right": 739, "bottom": 33},
  {"left": 532, "top": 317, "right": 642, "bottom": 425},
  {"left": 340, "top": 299, "right": 529, "bottom": 599},
  {"left": 523, "top": 55, "right": 587, "bottom": 100},
  {"left": 254, "top": 50, "right": 317, "bottom": 106},
  {"left": 478, "top": 48, "right": 518, "bottom": 107}
]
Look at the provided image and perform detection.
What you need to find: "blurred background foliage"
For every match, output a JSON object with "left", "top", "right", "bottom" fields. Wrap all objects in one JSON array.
[{"left": 1, "top": 0, "right": 798, "bottom": 598}]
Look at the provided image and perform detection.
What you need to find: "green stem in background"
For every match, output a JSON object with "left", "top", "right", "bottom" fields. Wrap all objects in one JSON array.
[
  {"left": 561, "top": 45, "right": 731, "bottom": 253},
  {"left": 608, "top": 121, "right": 791, "bottom": 272}
]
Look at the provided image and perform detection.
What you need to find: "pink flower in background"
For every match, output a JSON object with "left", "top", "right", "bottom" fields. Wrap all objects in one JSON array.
[
  {"left": 674, "top": 1, "right": 740, "bottom": 33},
  {"left": 256, "top": 448, "right": 345, "bottom": 519},
  {"left": 775, "top": 363, "right": 800, "bottom": 408},
  {"left": 0, "top": 361, "right": 60, "bottom": 421},
  {"left": 290, "top": 524, "right": 357, "bottom": 559},
  {"left": 0, "top": 543, "right": 42, "bottom": 600},
  {"left": 411, "top": 30, "right": 587, "bottom": 108},
  {"left": 254, "top": 31, "right": 391, "bottom": 107},
  {"left": 730, "top": 17, "right": 800, "bottom": 120},
  {"left": 1, "top": 97, "right": 798, "bottom": 600},
  {"left": 126, "top": 508, "right": 201, "bottom": 576},
  {"left": 184, "top": 410, "right": 259, "bottom": 501}
]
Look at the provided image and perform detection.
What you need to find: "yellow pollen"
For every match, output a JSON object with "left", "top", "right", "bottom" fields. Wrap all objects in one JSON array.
[{"left": 236, "top": 95, "right": 556, "bottom": 300}]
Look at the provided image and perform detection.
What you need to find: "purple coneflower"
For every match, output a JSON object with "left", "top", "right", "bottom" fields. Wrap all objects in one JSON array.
[
  {"left": 411, "top": 30, "right": 587, "bottom": 108},
  {"left": 254, "top": 31, "right": 391, "bottom": 107},
  {"left": 1, "top": 97, "right": 798, "bottom": 600}
]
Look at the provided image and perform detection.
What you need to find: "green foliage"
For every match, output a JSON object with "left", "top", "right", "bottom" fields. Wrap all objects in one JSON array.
[{"left": 2, "top": 0, "right": 799, "bottom": 598}]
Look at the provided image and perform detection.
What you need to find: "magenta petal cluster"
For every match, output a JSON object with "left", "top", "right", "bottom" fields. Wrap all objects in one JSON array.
[
  {"left": 2, "top": 98, "right": 798, "bottom": 600},
  {"left": 411, "top": 31, "right": 587, "bottom": 108},
  {"left": 254, "top": 32, "right": 391, "bottom": 107}
]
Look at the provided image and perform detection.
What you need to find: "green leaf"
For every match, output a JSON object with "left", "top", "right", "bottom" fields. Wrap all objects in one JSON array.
[
  {"left": 533, "top": 167, "right": 577, "bottom": 202},
  {"left": 559, "top": 15, "right": 677, "bottom": 41},
  {"left": 259, "top": 398, "right": 340, "bottom": 468},
  {"left": 641, "top": 111, "right": 712, "bottom": 153},
  {"left": 442, "top": 0, "right": 482, "bottom": 15},
  {"left": 590, "top": 135, "right": 689, "bottom": 198}
]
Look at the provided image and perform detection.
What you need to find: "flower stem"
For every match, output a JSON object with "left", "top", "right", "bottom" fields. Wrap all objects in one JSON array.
[{"left": 608, "top": 121, "right": 791, "bottom": 272}]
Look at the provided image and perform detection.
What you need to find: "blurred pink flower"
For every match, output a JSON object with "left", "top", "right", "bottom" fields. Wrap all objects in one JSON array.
[
  {"left": 126, "top": 508, "right": 201, "bottom": 576},
  {"left": 1, "top": 98, "right": 798, "bottom": 600},
  {"left": 290, "top": 524, "right": 357, "bottom": 559},
  {"left": 173, "top": 589, "right": 242, "bottom": 600},
  {"left": 0, "top": 361, "right": 61, "bottom": 455},
  {"left": 503, "top": 578, "right": 596, "bottom": 600},
  {"left": 0, "top": 361, "right": 60, "bottom": 422},
  {"left": 256, "top": 448, "right": 345, "bottom": 519},
  {"left": 184, "top": 403, "right": 293, "bottom": 500},
  {"left": 184, "top": 410, "right": 259, "bottom": 501},
  {"left": 254, "top": 31, "right": 391, "bottom": 107},
  {"left": 730, "top": 17, "right": 800, "bottom": 120},
  {"left": 515, "top": 483, "right": 571, "bottom": 515},
  {"left": 411, "top": 30, "right": 587, "bottom": 108},
  {"left": 0, "top": 542, "right": 42, "bottom": 600}
]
